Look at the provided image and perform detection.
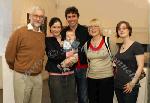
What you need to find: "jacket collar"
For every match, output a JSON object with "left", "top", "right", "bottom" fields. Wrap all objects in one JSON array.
[{"left": 27, "top": 23, "right": 41, "bottom": 32}]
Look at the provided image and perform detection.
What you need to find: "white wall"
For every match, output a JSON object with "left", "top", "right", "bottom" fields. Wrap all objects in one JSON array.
[
  {"left": 0, "top": 0, "right": 12, "bottom": 53},
  {"left": 0, "top": 1, "right": 13, "bottom": 103},
  {"left": 0, "top": 0, "right": 12, "bottom": 89}
]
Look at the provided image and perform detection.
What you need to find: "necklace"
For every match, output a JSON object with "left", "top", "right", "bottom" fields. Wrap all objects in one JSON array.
[
  {"left": 93, "top": 43, "right": 97, "bottom": 48},
  {"left": 121, "top": 45, "right": 125, "bottom": 50},
  {"left": 91, "top": 39, "right": 97, "bottom": 47},
  {"left": 91, "top": 36, "right": 102, "bottom": 48}
]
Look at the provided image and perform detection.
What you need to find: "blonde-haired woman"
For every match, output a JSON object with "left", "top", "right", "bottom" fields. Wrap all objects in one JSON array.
[{"left": 84, "top": 18, "right": 117, "bottom": 103}]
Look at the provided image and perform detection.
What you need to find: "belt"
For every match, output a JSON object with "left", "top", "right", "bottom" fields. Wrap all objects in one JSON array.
[
  {"left": 15, "top": 70, "right": 41, "bottom": 76},
  {"left": 49, "top": 71, "right": 74, "bottom": 76}
]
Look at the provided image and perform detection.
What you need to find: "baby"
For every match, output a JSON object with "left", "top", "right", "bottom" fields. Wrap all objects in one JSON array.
[{"left": 61, "top": 30, "right": 80, "bottom": 71}]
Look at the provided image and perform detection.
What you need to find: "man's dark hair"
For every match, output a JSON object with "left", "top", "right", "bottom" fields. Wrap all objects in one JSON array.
[{"left": 65, "top": 6, "right": 80, "bottom": 18}]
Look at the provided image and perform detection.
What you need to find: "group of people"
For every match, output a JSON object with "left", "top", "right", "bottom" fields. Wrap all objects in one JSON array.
[{"left": 5, "top": 5, "right": 144, "bottom": 103}]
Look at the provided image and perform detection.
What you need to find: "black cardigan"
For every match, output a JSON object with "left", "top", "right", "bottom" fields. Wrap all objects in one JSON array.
[{"left": 45, "top": 37, "right": 66, "bottom": 73}]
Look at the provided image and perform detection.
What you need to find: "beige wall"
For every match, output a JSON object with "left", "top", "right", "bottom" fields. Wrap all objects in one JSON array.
[
  {"left": 56, "top": 0, "right": 149, "bottom": 44},
  {"left": 12, "top": 0, "right": 149, "bottom": 43},
  {"left": 12, "top": 0, "right": 57, "bottom": 35},
  {"left": 56, "top": 0, "right": 148, "bottom": 26}
]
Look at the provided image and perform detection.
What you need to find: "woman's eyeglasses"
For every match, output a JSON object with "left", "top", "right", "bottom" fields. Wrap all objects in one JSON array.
[{"left": 118, "top": 27, "right": 128, "bottom": 31}]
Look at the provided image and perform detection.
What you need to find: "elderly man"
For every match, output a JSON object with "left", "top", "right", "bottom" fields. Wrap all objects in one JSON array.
[{"left": 5, "top": 6, "right": 45, "bottom": 103}]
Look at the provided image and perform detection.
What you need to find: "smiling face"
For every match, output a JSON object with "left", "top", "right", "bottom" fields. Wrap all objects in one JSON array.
[
  {"left": 88, "top": 19, "right": 102, "bottom": 37},
  {"left": 50, "top": 21, "right": 62, "bottom": 37},
  {"left": 66, "top": 31, "right": 76, "bottom": 41},
  {"left": 66, "top": 13, "right": 78, "bottom": 28},
  {"left": 116, "top": 21, "right": 132, "bottom": 38},
  {"left": 30, "top": 9, "right": 45, "bottom": 28}
]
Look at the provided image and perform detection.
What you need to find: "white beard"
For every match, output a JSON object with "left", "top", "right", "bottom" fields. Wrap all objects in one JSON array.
[{"left": 33, "top": 23, "right": 41, "bottom": 28}]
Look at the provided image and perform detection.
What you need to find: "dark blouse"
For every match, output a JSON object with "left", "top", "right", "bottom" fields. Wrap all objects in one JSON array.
[
  {"left": 45, "top": 37, "right": 66, "bottom": 73},
  {"left": 114, "top": 42, "right": 144, "bottom": 89}
]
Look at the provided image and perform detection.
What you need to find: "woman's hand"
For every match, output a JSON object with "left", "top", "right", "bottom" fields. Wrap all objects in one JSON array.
[{"left": 123, "top": 82, "right": 135, "bottom": 94}]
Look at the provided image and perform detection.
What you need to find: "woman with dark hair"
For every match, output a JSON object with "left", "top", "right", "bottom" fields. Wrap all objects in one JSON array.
[
  {"left": 45, "top": 17, "right": 76, "bottom": 103},
  {"left": 114, "top": 21, "right": 144, "bottom": 103}
]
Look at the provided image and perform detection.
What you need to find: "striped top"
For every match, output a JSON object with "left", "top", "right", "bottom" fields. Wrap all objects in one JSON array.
[{"left": 84, "top": 37, "right": 117, "bottom": 79}]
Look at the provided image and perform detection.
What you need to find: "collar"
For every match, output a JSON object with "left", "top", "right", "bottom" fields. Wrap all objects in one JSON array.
[{"left": 27, "top": 23, "right": 41, "bottom": 32}]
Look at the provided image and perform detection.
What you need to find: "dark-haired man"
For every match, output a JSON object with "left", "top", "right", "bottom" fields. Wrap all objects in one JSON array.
[{"left": 61, "top": 6, "right": 91, "bottom": 103}]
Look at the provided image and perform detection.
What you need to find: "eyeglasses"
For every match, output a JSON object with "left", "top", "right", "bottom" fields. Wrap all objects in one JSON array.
[
  {"left": 118, "top": 27, "right": 128, "bottom": 31},
  {"left": 32, "top": 14, "right": 45, "bottom": 20}
]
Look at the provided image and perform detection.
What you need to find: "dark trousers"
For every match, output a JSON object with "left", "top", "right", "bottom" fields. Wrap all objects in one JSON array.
[
  {"left": 115, "top": 87, "right": 139, "bottom": 103},
  {"left": 74, "top": 68, "right": 88, "bottom": 103},
  {"left": 48, "top": 74, "right": 76, "bottom": 103},
  {"left": 87, "top": 77, "right": 114, "bottom": 103}
]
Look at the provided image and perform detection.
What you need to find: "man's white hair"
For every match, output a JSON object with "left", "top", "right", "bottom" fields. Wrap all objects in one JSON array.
[{"left": 29, "top": 6, "right": 45, "bottom": 14}]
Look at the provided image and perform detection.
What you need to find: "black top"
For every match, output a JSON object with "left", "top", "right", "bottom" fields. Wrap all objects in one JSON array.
[
  {"left": 45, "top": 37, "right": 67, "bottom": 73},
  {"left": 61, "top": 24, "right": 91, "bottom": 65},
  {"left": 114, "top": 42, "right": 144, "bottom": 89}
]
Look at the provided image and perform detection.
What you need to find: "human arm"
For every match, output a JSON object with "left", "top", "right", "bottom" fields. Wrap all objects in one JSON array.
[
  {"left": 61, "top": 53, "right": 78, "bottom": 68},
  {"left": 123, "top": 54, "right": 144, "bottom": 93},
  {"left": 123, "top": 42, "right": 144, "bottom": 93},
  {"left": 45, "top": 37, "right": 66, "bottom": 62},
  {"left": 5, "top": 30, "right": 20, "bottom": 69},
  {"left": 45, "top": 37, "right": 75, "bottom": 61}
]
